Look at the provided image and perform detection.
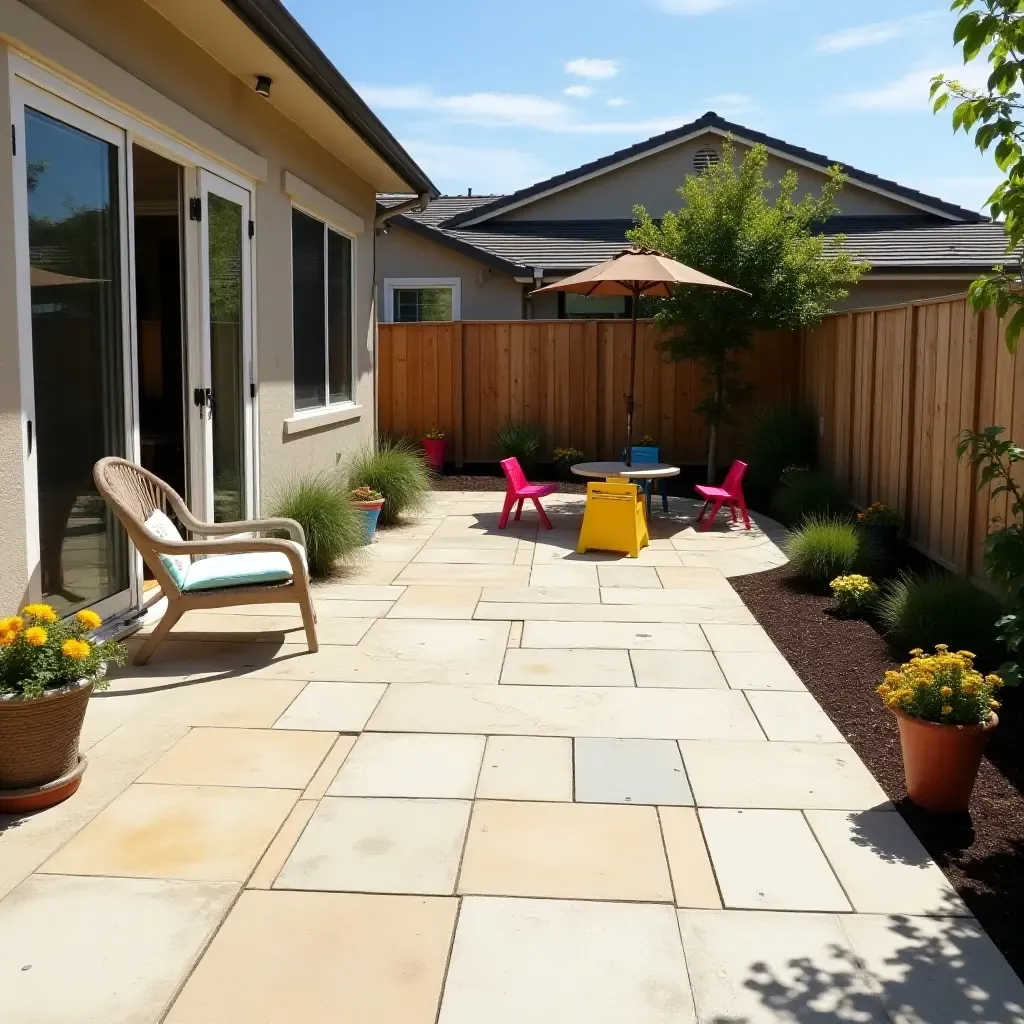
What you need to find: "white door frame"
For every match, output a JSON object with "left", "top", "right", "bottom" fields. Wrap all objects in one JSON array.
[
  {"left": 9, "top": 58, "right": 260, "bottom": 617},
  {"left": 11, "top": 79, "right": 139, "bottom": 620},
  {"left": 193, "top": 169, "right": 256, "bottom": 523}
]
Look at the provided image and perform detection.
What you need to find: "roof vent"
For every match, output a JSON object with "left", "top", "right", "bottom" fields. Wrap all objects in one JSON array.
[{"left": 693, "top": 146, "right": 721, "bottom": 174}]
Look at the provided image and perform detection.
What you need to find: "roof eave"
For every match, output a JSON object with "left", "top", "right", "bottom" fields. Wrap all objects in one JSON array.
[
  {"left": 219, "top": 0, "right": 438, "bottom": 198},
  {"left": 391, "top": 217, "right": 527, "bottom": 275}
]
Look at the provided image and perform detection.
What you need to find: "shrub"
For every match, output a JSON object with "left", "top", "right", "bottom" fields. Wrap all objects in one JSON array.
[
  {"left": 348, "top": 436, "right": 430, "bottom": 527},
  {"left": 878, "top": 573, "right": 1006, "bottom": 669},
  {"left": 879, "top": 646, "right": 1002, "bottom": 725},
  {"left": 786, "top": 516, "right": 873, "bottom": 586},
  {"left": 424, "top": 427, "right": 446, "bottom": 440},
  {"left": 637, "top": 434, "right": 658, "bottom": 448},
  {"left": 770, "top": 469, "right": 850, "bottom": 526},
  {"left": 496, "top": 421, "right": 542, "bottom": 466},
  {"left": 830, "top": 574, "right": 877, "bottom": 617},
  {"left": 857, "top": 501, "right": 900, "bottom": 527},
  {"left": 742, "top": 401, "right": 819, "bottom": 492},
  {"left": 272, "top": 471, "right": 363, "bottom": 577}
]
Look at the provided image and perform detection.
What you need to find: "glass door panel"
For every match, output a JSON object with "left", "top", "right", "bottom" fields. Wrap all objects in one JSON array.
[
  {"left": 195, "top": 171, "right": 253, "bottom": 524},
  {"left": 23, "top": 105, "right": 130, "bottom": 617},
  {"left": 207, "top": 193, "right": 245, "bottom": 522}
]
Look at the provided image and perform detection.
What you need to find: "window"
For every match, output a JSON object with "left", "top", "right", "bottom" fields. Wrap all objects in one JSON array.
[
  {"left": 383, "top": 278, "right": 460, "bottom": 323},
  {"left": 393, "top": 287, "right": 453, "bottom": 323},
  {"left": 292, "top": 207, "right": 353, "bottom": 411}
]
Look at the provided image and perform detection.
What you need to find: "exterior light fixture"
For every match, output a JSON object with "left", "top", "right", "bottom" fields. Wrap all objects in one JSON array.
[{"left": 255, "top": 75, "right": 272, "bottom": 97}]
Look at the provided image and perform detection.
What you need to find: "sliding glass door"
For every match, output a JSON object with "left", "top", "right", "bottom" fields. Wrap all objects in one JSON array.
[
  {"left": 189, "top": 170, "right": 255, "bottom": 525},
  {"left": 17, "top": 93, "right": 133, "bottom": 619}
]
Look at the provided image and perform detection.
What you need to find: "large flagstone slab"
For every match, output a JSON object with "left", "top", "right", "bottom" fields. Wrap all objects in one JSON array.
[
  {"left": 523, "top": 620, "right": 709, "bottom": 650},
  {"left": 438, "top": 897, "right": 696, "bottom": 1024},
  {"left": 499, "top": 648, "right": 634, "bottom": 687},
  {"left": 368, "top": 683, "right": 764, "bottom": 740},
  {"left": 574, "top": 737, "right": 693, "bottom": 805},
  {"left": 477, "top": 602, "right": 755, "bottom": 624},
  {"left": 165, "top": 890, "right": 457, "bottom": 1024},
  {"left": 681, "top": 741, "right": 890, "bottom": 810},
  {"left": 0, "top": 875, "right": 237, "bottom": 1024},
  {"left": 476, "top": 736, "right": 573, "bottom": 801},
  {"left": 745, "top": 690, "right": 846, "bottom": 742}
]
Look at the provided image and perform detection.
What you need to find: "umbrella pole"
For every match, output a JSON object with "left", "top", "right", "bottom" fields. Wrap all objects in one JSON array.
[{"left": 625, "top": 284, "right": 639, "bottom": 466}]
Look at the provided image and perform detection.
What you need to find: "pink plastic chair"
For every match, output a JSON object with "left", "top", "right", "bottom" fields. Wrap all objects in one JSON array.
[
  {"left": 499, "top": 458, "right": 558, "bottom": 530},
  {"left": 694, "top": 460, "right": 751, "bottom": 531}
]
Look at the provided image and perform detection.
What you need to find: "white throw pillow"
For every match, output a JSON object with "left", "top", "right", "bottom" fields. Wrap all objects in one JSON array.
[{"left": 144, "top": 509, "right": 190, "bottom": 588}]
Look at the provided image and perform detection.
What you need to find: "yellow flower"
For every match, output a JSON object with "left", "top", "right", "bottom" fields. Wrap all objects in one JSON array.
[
  {"left": 941, "top": 705, "right": 953, "bottom": 716},
  {"left": 75, "top": 609, "right": 102, "bottom": 630},
  {"left": 985, "top": 674, "right": 1003, "bottom": 687},
  {"left": 940, "top": 686, "right": 953, "bottom": 698},
  {"left": 0, "top": 616, "right": 22, "bottom": 633},
  {"left": 935, "top": 644, "right": 949, "bottom": 653},
  {"left": 23, "top": 603, "right": 57, "bottom": 623},
  {"left": 990, "top": 699, "right": 1001, "bottom": 709},
  {"left": 0, "top": 629, "right": 16, "bottom": 647},
  {"left": 24, "top": 626, "right": 48, "bottom": 646},
  {"left": 62, "top": 638, "right": 91, "bottom": 661},
  {"left": 909, "top": 648, "right": 924, "bottom": 658}
]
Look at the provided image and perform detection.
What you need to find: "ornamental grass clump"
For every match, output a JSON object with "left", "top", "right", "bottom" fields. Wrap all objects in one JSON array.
[
  {"left": 0, "top": 605, "right": 125, "bottom": 699},
  {"left": 878, "top": 645, "right": 1002, "bottom": 726},
  {"left": 271, "top": 471, "right": 363, "bottom": 577},
  {"left": 830, "top": 574, "right": 876, "bottom": 617},
  {"left": 878, "top": 573, "right": 1005, "bottom": 669},
  {"left": 348, "top": 436, "right": 431, "bottom": 526},
  {"left": 770, "top": 469, "right": 850, "bottom": 527},
  {"left": 496, "top": 421, "right": 542, "bottom": 467},
  {"left": 786, "top": 516, "right": 873, "bottom": 587}
]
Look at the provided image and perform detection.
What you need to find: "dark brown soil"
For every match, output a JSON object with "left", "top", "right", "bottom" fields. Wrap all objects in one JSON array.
[
  {"left": 733, "top": 565, "right": 1024, "bottom": 977},
  {"left": 432, "top": 473, "right": 586, "bottom": 494}
]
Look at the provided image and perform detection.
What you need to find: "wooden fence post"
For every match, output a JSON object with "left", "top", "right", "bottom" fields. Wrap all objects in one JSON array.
[{"left": 453, "top": 321, "right": 464, "bottom": 468}]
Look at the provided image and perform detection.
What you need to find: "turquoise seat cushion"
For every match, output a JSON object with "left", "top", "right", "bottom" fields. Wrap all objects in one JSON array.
[
  {"left": 182, "top": 546, "right": 306, "bottom": 592},
  {"left": 145, "top": 510, "right": 190, "bottom": 588}
]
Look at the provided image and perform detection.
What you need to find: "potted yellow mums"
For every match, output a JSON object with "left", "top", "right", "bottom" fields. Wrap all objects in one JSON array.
[
  {"left": 879, "top": 645, "right": 1001, "bottom": 813},
  {"left": 0, "top": 604, "right": 125, "bottom": 812}
]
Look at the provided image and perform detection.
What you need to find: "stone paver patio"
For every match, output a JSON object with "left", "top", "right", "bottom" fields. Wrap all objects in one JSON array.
[{"left": 2, "top": 491, "right": 1023, "bottom": 1023}]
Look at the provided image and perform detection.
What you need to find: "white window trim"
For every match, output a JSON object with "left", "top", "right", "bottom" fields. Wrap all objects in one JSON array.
[
  {"left": 288, "top": 200, "right": 359, "bottom": 415},
  {"left": 382, "top": 278, "right": 462, "bottom": 323},
  {"left": 282, "top": 171, "right": 364, "bottom": 236}
]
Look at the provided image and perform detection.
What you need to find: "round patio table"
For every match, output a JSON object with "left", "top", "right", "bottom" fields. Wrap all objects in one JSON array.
[{"left": 571, "top": 461, "right": 680, "bottom": 483}]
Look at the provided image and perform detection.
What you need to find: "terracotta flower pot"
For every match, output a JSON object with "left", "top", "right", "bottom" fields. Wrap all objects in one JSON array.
[
  {"left": 422, "top": 437, "right": 446, "bottom": 473},
  {"left": 0, "top": 677, "right": 93, "bottom": 811},
  {"left": 894, "top": 707, "right": 997, "bottom": 813},
  {"left": 353, "top": 497, "right": 385, "bottom": 544}
]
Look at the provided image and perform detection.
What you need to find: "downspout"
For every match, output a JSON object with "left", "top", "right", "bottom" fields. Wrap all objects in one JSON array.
[
  {"left": 372, "top": 191, "right": 430, "bottom": 447},
  {"left": 374, "top": 192, "right": 430, "bottom": 229}
]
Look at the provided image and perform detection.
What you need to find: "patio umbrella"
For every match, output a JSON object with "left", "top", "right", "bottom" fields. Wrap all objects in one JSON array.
[{"left": 532, "top": 247, "right": 746, "bottom": 464}]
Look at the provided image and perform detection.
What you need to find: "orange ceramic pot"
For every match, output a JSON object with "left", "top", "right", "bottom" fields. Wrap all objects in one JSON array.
[{"left": 894, "top": 708, "right": 997, "bottom": 813}]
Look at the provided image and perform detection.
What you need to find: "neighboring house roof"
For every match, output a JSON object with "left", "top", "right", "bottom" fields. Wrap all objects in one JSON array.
[
  {"left": 219, "top": 0, "right": 437, "bottom": 197},
  {"left": 442, "top": 111, "right": 984, "bottom": 227},
  {"left": 379, "top": 194, "right": 499, "bottom": 226},
  {"left": 385, "top": 208, "right": 1017, "bottom": 276}
]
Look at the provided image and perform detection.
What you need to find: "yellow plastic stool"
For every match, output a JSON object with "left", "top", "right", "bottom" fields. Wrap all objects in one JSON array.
[{"left": 576, "top": 480, "right": 650, "bottom": 557}]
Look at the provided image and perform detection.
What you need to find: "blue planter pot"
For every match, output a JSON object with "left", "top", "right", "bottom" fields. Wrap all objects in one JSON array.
[
  {"left": 355, "top": 501, "right": 384, "bottom": 544},
  {"left": 630, "top": 445, "right": 660, "bottom": 464}
]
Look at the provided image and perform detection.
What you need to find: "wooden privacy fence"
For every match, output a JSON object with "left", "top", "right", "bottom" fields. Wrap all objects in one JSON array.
[
  {"left": 378, "top": 320, "right": 800, "bottom": 466},
  {"left": 801, "top": 294, "right": 1023, "bottom": 578}
]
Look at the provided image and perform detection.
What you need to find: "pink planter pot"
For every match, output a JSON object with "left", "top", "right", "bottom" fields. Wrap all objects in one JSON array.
[{"left": 423, "top": 437, "right": 446, "bottom": 472}]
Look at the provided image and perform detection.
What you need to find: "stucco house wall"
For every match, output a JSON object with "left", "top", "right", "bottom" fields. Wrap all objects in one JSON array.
[
  {"left": 0, "top": 0, "right": 409, "bottom": 610},
  {"left": 376, "top": 225, "right": 524, "bottom": 321},
  {"left": 493, "top": 136, "right": 915, "bottom": 223}
]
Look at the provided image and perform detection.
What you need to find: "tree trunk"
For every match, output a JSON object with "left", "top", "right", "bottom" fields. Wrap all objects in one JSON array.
[{"left": 706, "top": 366, "right": 725, "bottom": 485}]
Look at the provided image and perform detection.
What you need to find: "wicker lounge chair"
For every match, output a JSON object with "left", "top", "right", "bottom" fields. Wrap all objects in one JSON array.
[{"left": 93, "top": 457, "right": 317, "bottom": 665}]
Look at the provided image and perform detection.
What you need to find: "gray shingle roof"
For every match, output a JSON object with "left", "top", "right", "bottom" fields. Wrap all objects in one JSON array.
[
  {"left": 441, "top": 111, "right": 984, "bottom": 228},
  {"left": 387, "top": 211, "right": 1018, "bottom": 275},
  {"left": 378, "top": 194, "right": 499, "bottom": 227}
]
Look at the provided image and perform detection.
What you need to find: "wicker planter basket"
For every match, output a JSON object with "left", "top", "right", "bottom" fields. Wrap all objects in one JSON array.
[{"left": 0, "top": 678, "right": 93, "bottom": 790}]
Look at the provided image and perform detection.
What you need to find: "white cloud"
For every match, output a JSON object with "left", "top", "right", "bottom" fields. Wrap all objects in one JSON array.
[
  {"left": 656, "top": 0, "right": 736, "bottom": 14},
  {"left": 832, "top": 64, "right": 989, "bottom": 113},
  {"left": 706, "top": 92, "right": 751, "bottom": 114},
  {"left": 816, "top": 13, "right": 940, "bottom": 54},
  {"left": 607, "top": 97, "right": 629, "bottom": 107},
  {"left": 564, "top": 85, "right": 594, "bottom": 98},
  {"left": 400, "top": 141, "right": 551, "bottom": 195},
  {"left": 360, "top": 82, "right": 687, "bottom": 135},
  {"left": 565, "top": 58, "right": 619, "bottom": 79}
]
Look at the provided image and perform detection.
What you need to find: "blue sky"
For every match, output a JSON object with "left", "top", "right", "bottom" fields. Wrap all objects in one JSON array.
[{"left": 283, "top": 0, "right": 997, "bottom": 213}]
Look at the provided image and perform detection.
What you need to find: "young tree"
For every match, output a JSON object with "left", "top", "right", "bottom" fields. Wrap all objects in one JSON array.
[
  {"left": 931, "top": 0, "right": 1024, "bottom": 353},
  {"left": 628, "top": 142, "right": 865, "bottom": 483}
]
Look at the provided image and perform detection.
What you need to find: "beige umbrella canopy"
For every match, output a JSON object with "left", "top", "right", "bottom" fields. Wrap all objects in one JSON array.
[{"left": 532, "top": 247, "right": 746, "bottom": 463}]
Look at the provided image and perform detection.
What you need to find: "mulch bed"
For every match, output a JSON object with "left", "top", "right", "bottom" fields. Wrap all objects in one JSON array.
[
  {"left": 432, "top": 473, "right": 586, "bottom": 494},
  {"left": 733, "top": 564, "right": 1024, "bottom": 977}
]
